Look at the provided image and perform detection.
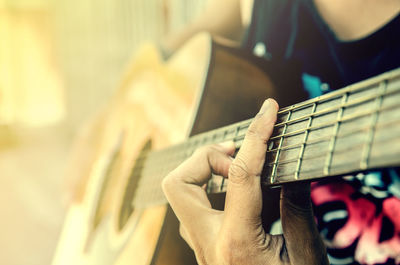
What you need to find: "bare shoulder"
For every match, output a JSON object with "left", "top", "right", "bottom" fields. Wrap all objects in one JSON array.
[{"left": 313, "top": 0, "right": 400, "bottom": 41}]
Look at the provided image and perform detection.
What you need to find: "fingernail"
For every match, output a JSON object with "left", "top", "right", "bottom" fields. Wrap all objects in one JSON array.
[{"left": 258, "top": 99, "right": 271, "bottom": 115}]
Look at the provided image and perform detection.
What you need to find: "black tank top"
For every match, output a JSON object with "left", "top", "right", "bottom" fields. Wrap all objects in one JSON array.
[{"left": 243, "top": 0, "right": 400, "bottom": 97}]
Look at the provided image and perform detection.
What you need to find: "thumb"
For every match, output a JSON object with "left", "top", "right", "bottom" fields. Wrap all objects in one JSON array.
[{"left": 224, "top": 99, "right": 278, "bottom": 227}]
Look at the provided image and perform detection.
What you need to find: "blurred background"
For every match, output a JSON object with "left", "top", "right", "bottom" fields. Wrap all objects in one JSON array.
[{"left": 0, "top": 0, "right": 207, "bottom": 264}]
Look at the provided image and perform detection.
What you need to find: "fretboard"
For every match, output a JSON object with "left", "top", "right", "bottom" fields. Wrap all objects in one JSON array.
[{"left": 133, "top": 68, "right": 400, "bottom": 207}]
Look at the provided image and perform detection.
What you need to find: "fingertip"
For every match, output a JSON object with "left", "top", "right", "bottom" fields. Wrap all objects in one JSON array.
[
  {"left": 269, "top": 98, "right": 279, "bottom": 111},
  {"left": 258, "top": 98, "right": 279, "bottom": 116}
]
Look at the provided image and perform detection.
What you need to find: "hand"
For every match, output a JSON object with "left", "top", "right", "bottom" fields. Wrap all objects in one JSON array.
[{"left": 162, "top": 99, "right": 329, "bottom": 265}]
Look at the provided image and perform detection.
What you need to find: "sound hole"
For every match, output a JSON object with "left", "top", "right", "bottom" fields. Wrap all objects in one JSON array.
[{"left": 118, "top": 139, "right": 152, "bottom": 231}]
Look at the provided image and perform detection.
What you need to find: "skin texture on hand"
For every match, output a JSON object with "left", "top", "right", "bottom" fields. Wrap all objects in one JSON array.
[{"left": 162, "top": 99, "right": 329, "bottom": 265}]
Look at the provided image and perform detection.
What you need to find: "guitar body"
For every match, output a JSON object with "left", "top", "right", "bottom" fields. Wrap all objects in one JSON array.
[{"left": 53, "top": 33, "right": 298, "bottom": 265}]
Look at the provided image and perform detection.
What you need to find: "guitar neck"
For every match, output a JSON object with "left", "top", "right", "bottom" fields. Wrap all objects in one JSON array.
[{"left": 134, "top": 68, "right": 400, "bottom": 206}]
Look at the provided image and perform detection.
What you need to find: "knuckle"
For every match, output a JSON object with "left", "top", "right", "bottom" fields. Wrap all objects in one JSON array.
[
  {"left": 229, "top": 156, "right": 251, "bottom": 184},
  {"left": 246, "top": 126, "right": 269, "bottom": 144},
  {"left": 254, "top": 112, "right": 264, "bottom": 120},
  {"left": 246, "top": 127, "right": 259, "bottom": 139},
  {"left": 247, "top": 113, "right": 276, "bottom": 143}
]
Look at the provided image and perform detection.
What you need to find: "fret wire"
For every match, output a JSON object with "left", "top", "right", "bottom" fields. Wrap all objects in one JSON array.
[
  {"left": 266, "top": 102, "right": 400, "bottom": 156},
  {"left": 269, "top": 118, "right": 400, "bottom": 183},
  {"left": 223, "top": 125, "right": 237, "bottom": 141},
  {"left": 270, "top": 110, "right": 292, "bottom": 184},
  {"left": 141, "top": 100, "right": 400, "bottom": 182},
  {"left": 213, "top": 177, "right": 228, "bottom": 193},
  {"left": 141, "top": 115, "right": 400, "bottom": 198},
  {"left": 150, "top": 109, "right": 398, "bottom": 192},
  {"left": 271, "top": 130, "right": 400, "bottom": 183},
  {"left": 233, "top": 125, "right": 241, "bottom": 148},
  {"left": 209, "top": 125, "right": 240, "bottom": 189},
  {"left": 360, "top": 80, "right": 388, "bottom": 169},
  {"left": 211, "top": 95, "right": 397, "bottom": 152},
  {"left": 222, "top": 127, "right": 228, "bottom": 141},
  {"left": 234, "top": 121, "right": 251, "bottom": 143},
  {"left": 220, "top": 183, "right": 228, "bottom": 193},
  {"left": 233, "top": 135, "right": 245, "bottom": 141},
  {"left": 207, "top": 178, "right": 228, "bottom": 194},
  {"left": 271, "top": 167, "right": 328, "bottom": 185},
  {"left": 220, "top": 177, "right": 225, "bottom": 191},
  {"left": 269, "top": 97, "right": 400, "bottom": 142},
  {"left": 206, "top": 177, "right": 214, "bottom": 194},
  {"left": 213, "top": 126, "right": 237, "bottom": 191},
  {"left": 239, "top": 119, "right": 252, "bottom": 130},
  {"left": 269, "top": 132, "right": 374, "bottom": 167},
  {"left": 206, "top": 177, "right": 212, "bottom": 194},
  {"left": 294, "top": 103, "right": 317, "bottom": 179},
  {"left": 324, "top": 93, "right": 348, "bottom": 175},
  {"left": 274, "top": 85, "right": 400, "bottom": 129},
  {"left": 276, "top": 68, "right": 399, "bottom": 116},
  {"left": 268, "top": 133, "right": 327, "bottom": 154}
]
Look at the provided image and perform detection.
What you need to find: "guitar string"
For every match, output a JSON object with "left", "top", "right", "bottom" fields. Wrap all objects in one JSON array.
[
  {"left": 268, "top": 134, "right": 397, "bottom": 182},
  {"left": 191, "top": 129, "right": 400, "bottom": 194},
  {"left": 275, "top": 81, "right": 389, "bottom": 183},
  {"left": 134, "top": 118, "right": 400, "bottom": 205},
  {"left": 136, "top": 112, "right": 400, "bottom": 201},
  {"left": 269, "top": 89, "right": 399, "bottom": 141},
  {"left": 266, "top": 119, "right": 399, "bottom": 167},
  {"left": 137, "top": 100, "right": 400, "bottom": 177},
  {"left": 273, "top": 87, "right": 391, "bottom": 128},
  {"left": 140, "top": 131, "right": 395, "bottom": 201},
  {"left": 132, "top": 110, "right": 399, "bottom": 196},
  {"left": 265, "top": 103, "right": 399, "bottom": 154},
  {"left": 267, "top": 124, "right": 399, "bottom": 174},
  {"left": 195, "top": 113, "right": 400, "bottom": 181}
]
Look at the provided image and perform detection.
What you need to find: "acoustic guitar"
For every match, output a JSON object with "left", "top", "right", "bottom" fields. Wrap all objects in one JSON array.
[{"left": 52, "top": 32, "right": 400, "bottom": 265}]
